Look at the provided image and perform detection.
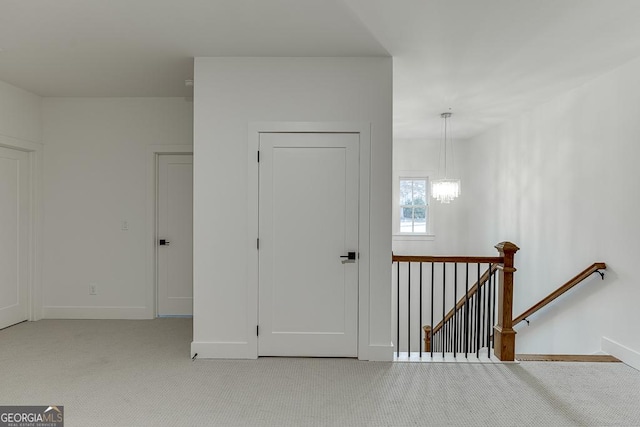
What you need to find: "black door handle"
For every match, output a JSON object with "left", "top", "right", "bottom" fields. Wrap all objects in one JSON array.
[
  {"left": 340, "top": 252, "right": 356, "bottom": 260},
  {"left": 159, "top": 239, "right": 170, "bottom": 246}
]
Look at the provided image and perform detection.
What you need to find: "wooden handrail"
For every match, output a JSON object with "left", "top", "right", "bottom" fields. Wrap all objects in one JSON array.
[
  {"left": 392, "top": 255, "right": 503, "bottom": 264},
  {"left": 430, "top": 263, "right": 499, "bottom": 335},
  {"left": 513, "top": 262, "right": 606, "bottom": 327}
]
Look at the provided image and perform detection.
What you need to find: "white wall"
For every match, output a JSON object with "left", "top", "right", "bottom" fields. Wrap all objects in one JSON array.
[
  {"left": 42, "top": 98, "right": 193, "bottom": 318},
  {"left": 0, "top": 80, "right": 41, "bottom": 143},
  {"left": 192, "top": 57, "right": 392, "bottom": 360},
  {"left": 462, "top": 55, "right": 640, "bottom": 359},
  {"left": 392, "top": 138, "right": 469, "bottom": 256}
]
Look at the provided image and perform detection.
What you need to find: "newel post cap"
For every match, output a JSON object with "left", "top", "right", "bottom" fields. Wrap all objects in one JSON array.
[{"left": 495, "top": 241, "right": 520, "bottom": 254}]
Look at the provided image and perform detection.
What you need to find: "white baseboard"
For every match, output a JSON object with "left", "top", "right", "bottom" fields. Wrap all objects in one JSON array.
[
  {"left": 602, "top": 336, "right": 640, "bottom": 371},
  {"left": 43, "top": 306, "right": 151, "bottom": 319},
  {"left": 190, "top": 341, "right": 393, "bottom": 361},
  {"left": 191, "top": 341, "right": 257, "bottom": 359},
  {"left": 361, "top": 343, "right": 394, "bottom": 361}
]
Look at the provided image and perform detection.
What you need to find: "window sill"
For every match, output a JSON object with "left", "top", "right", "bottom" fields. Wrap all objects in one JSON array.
[{"left": 393, "top": 234, "right": 435, "bottom": 241}]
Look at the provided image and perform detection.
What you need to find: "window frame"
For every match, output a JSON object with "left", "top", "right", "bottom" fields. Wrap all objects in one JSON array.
[
  {"left": 393, "top": 172, "right": 435, "bottom": 240},
  {"left": 399, "top": 178, "right": 428, "bottom": 234}
]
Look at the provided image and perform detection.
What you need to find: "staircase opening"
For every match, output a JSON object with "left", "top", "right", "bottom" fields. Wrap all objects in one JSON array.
[{"left": 392, "top": 241, "right": 607, "bottom": 362}]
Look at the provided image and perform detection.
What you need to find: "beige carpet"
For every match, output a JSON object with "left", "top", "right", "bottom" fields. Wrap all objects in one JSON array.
[{"left": 1, "top": 319, "right": 639, "bottom": 426}]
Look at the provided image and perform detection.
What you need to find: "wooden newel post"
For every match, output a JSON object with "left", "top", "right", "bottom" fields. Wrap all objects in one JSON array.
[
  {"left": 423, "top": 325, "right": 431, "bottom": 352},
  {"left": 493, "top": 241, "right": 519, "bottom": 361}
]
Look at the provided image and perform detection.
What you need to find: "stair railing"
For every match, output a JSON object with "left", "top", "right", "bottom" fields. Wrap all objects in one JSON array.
[
  {"left": 421, "top": 260, "right": 605, "bottom": 361},
  {"left": 392, "top": 241, "right": 519, "bottom": 361}
]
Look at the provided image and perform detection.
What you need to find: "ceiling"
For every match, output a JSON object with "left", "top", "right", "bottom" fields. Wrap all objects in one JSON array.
[{"left": 2, "top": 0, "right": 640, "bottom": 140}]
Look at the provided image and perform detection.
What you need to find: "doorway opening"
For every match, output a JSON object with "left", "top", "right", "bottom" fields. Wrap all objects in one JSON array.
[{"left": 146, "top": 146, "right": 193, "bottom": 319}]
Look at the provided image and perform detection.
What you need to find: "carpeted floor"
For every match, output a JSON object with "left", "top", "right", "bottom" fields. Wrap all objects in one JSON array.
[{"left": 1, "top": 319, "right": 639, "bottom": 426}]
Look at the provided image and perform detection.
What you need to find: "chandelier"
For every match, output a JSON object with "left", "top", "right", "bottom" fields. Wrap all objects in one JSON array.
[{"left": 431, "top": 112, "right": 460, "bottom": 203}]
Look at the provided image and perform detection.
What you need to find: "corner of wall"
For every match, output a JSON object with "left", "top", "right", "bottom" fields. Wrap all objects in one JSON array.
[
  {"left": 362, "top": 344, "right": 394, "bottom": 361},
  {"left": 602, "top": 337, "right": 640, "bottom": 371}
]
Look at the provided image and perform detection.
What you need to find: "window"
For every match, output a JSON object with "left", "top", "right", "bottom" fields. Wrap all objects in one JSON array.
[{"left": 399, "top": 178, "right": 429, "bottom": 233}]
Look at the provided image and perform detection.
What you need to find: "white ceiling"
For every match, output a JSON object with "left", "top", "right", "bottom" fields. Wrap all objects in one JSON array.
[{"left": 2, "top": 0, "right": 640, "bottom": 139}]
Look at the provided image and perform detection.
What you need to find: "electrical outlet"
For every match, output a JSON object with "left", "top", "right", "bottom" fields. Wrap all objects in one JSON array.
[{"left": 89, "top": 283, "right": 98, "bottom": 295}]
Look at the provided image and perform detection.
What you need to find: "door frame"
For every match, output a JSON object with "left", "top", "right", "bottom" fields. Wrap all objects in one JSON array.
[
  {"left": 145, "top": 145, "right": 193, "bottom": 319},
  {"left": 0, "top": 134, "right": 43, "bottom": 322},
  {"left": 247, "top": 122, "right": 371, "bottom": 359}
]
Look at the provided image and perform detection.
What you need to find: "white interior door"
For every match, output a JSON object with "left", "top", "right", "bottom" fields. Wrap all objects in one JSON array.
[
  {"left": 0, "top": 146, "right": 30, "bottom": 329},
  {"left": 258, "top": 132, "right": 359, "bottom": 357},
  {"left": 157, "top": 154, "right": 193, "bottom": 316}
]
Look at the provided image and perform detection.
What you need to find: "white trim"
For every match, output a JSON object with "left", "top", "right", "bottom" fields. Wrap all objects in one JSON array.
[
  {"left": 602, "top": 336, "right": 640, "bottom": 371},
  {"left": 247, "top": 129, "right": 260, "bottom": 356},
  {"left": 43, "top": 306, "right": 148, "bottom": 319},
  {"left": 191, "top": 341, "right": 256, "bottom": 359},
  {"left": 146, "top": 145, "right": 193, "bottom": 319},
  {"left": 248, "top": 122, "right": 371, "bottom": 360},
  {"left": 363, "top": 344, "right": 394, "bottom": 361},
  {"left": 357, "top": 126, "right": 372, "bottom": 362},
  {"left": 393, "top": 170, "right": 436, "bottom": 236},
  {"left": 0, "top": 134, "right": 43, "bottom": 322},
  {"left": 393, "top": 234, "right": 436, "bottom": 241}
]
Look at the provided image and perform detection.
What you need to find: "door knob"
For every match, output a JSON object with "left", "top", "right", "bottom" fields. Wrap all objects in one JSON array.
[
  {"left": 159, "top": 239, "right": 170, "bottom": 246},
  {"left": 340, "top": 252, "right": 356, "bottom": 260}
]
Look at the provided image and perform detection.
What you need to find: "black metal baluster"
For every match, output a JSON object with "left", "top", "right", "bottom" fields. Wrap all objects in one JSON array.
[
  {"left": 453, "top": 263, "right": 458, "bottom": 357},
  {"left": 408, "top": 262, "right": 411, "bottom": 356},
  {"left": 444, "top": 322, "right": 448, "bottom": 353},
  {"left": 443, "top": 324, "right": 446, "bottom": 353},
  {"left": 476, "top": 263, "right": 481, "bottom": 358},
  {"left": 464, "top": 263, "right": 469, "bottom": 357},
  {"left": 491, "top": 270, "right": 496, "bottom": 350},
  {"left": 474, "top": 295, "right": 478, "bottom": 353},
  {"left": 486, "top": 264, "right": 492, "bottom": 359},
  {"left": 470, "top": 294, "right": 475, "bottom": 353},
  {"left": 456, "top": 307, "right": 460, "bottom": 352},
  {"left": 449, "top": 322, "right": 453, "bottom": 353},
  {"left": 442, "top": 263, "right": 446, "bottom": 357},
  {"left": 419, "top": 263, "right": 423, "bottom": 358},
  {"left": 459, "top": 306, "right": 463, "bottom": 352},
  {"left": 481, "top": 265, "right": 486, "bottom": 350},
  {"left": 456, "top": 308, "right": 459, "bottom": 352},
  {"left": 445, "top": 322, "right": 449, "bottom": 353},
  {"left": 445, "top": 320, "right": 451, "bottom": 353},
  {"left": 430, "top": 262, "right": 434, "bottom": 358}
]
